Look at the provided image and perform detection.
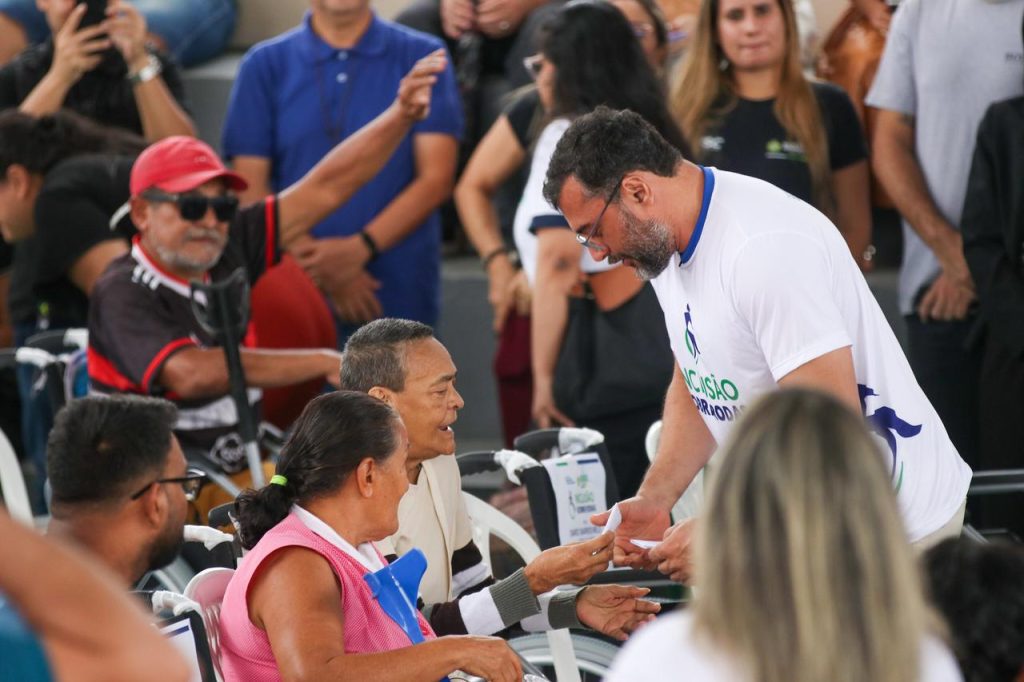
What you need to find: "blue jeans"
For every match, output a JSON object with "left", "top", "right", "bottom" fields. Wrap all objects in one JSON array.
[{"left": 0, "top": 0, "right": 236, "bottom": 67}]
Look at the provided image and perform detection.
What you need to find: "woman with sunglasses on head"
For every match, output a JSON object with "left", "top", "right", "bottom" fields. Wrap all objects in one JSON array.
[
  {"left": 605, "top": 388, "right": 963, "bottom": 682},
  {"left": 671, "top": 0, "right": 873, "bottom": 269},
  {"left": 454, "top": 0, "right": 672, "bottom": 449},
  {"left": 219, "top": 391, "right": 523, "bottom": 682},
  {"left": 515, "top": 0, "right": 687, "bottom": 496}
]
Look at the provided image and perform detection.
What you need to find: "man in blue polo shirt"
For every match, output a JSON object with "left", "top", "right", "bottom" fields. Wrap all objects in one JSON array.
[{"left": 222, "top": 0, "right": 462, "bottom": 333}]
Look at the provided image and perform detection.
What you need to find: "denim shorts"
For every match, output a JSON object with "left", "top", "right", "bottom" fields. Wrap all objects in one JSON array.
[{"left": 0, "top": 0, "right": 237, "bottom": 67}]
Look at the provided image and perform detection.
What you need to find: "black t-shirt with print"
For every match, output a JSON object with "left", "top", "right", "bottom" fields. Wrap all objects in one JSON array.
[
  {"left": 698, "top": 81, "right": 867, "bottom": 207},
  {"left": 88, "top": 198, "right": 281, "bottom": 473},
  {"left": 0, "top": 41, "right": 189, "bottom": 136},
  {"left": 8, "top": 155, "right": 135, "bottom": 329}
]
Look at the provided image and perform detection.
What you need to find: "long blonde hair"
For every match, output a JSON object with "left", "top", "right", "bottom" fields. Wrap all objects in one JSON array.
[
  {"left": 693, "top": 389, "right": 941, "bottom": 682},
  {"left": 670, "top": 0, "right": 832, "bottom": 212}
]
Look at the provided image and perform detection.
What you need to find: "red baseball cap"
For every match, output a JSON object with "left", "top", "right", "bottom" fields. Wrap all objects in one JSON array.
[{"left": 130, "top": 136, "right": 248, "bottom": 196}]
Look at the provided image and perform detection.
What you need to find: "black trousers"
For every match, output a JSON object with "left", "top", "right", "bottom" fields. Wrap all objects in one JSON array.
[
  {"left": 904, "top": 314, "right": 981, "bottom": 467},
  {"left": 976, "top": 333, "right": 1024, "bottom": 539}
]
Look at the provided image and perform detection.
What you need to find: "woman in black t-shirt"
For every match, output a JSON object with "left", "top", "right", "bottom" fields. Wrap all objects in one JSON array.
[{"left": 671, "top": 0, "right": 872, "bottom": 269}]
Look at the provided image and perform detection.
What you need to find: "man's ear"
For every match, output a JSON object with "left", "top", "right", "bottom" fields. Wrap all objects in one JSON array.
[
  {"left": 354, "top": 457, "right": 376, "bottom": 498},
  {"left": 129, "top": 197, "right": 150, "bottom": 233},
  {"left": 5, "top": 164, "right": 33, "bottom": 199},
  {"left": 622, "top": 174, "right": 650, "bottom": 206},
  {"left": 138, "top": 482, "right": 166, "bottom": 529},
  {"left": 368, "top": 386, "right": 394, "bottom": 406}
]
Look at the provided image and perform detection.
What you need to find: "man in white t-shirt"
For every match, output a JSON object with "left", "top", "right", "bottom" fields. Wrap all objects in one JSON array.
[{"left": 542, "top": 107, "right": 972, "bottom": 582}]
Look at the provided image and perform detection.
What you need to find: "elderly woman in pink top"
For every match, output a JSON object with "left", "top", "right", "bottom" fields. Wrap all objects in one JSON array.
[{"left": 218, "top": 391, "right": 523, "bottom": 682}]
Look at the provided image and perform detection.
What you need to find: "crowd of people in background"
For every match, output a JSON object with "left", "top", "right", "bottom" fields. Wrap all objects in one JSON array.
[{"left": 0, "top": 0, "right": 1023, "bottom": 679}]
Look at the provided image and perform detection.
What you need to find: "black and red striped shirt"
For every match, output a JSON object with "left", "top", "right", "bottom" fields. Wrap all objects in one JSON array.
[{"left": 88, "top": 197, "right": 281, "bottom": 473}]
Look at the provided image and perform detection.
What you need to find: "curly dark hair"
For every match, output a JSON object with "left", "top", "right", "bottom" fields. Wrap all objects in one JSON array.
[
  {"left": 923, "top": 537, "right": 1024, "bottom": 682},
  {"left": 543, "top": 106, "right": 683, "bottom": 208}
]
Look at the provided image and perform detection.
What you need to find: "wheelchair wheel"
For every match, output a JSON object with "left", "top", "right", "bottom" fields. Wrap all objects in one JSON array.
[{"left": 508, "top": 632, "right": 620, "bottom": 681}]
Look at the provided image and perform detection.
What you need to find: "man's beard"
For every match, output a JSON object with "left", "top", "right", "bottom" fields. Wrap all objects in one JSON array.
[
  {"left": 152, "top": 227, "right": 226, "bottom": 274},
  {"left": 610, "top": 207, "right": 675, "bottom": 281},
  {"left": 146, "top": 523, "right": 185, "bottom": 576}
]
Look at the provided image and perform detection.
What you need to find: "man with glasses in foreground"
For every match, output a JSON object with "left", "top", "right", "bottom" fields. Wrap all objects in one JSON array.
[
  {"left": 46, "top": 395, "right": 201, "bottom": 587},
  {"left": 86, "top": 53, "right": 447, "bottom": 508},
  {"left": 542, "top": 107, "right": 972, "bottom": 582}
]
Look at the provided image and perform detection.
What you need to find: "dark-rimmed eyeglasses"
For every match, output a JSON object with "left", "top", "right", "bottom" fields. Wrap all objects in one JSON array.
[
  {"left": 575, "top": 177, "right": 624, "bottom": 251},
  {"left": 523, "top": 53, "right": 544, "bottom": 79},
  {"left": 142, "top": 190, "right": 239, "bottom": 222},
  {"left": 130, "top": 468, "right": 208, "bottom": 502}
]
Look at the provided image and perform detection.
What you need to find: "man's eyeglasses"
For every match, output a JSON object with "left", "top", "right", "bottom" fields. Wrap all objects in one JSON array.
[
  {"left": 142, "top": 190, "right": 239, "bottom": 222},
  {"left": 523, "top": 53, "right": 544, "bottom": 79},
  {"left": 575, "top": 177, "right": 623, "bottom": 251},
  {"left": 130, "top": 468, "right": 208, "bottom": 502}
]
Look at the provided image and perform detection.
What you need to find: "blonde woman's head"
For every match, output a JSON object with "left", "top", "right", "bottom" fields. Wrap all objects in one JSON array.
[
  {"left": 693, "top": 388, "right": 937, "bottom": 682},
  {"left": 670, "top": 0, "right": 832, "bottom": 211}
]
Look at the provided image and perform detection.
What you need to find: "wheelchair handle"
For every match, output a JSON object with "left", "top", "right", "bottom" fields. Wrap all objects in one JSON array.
[
  {"left": 207, "top": 502, "right": 236, "bottom": 529},
  {"left": 514, "top": 427, "right": 606, "bottom": 457},
  {"left": 968, "top": 468, "right": 1024, "bottom": 496},
  {"left": 456, "top": 451, "right": 503, "bottom": 477},
  {"left": 513, "top": 429, "right": 562, "bottom": 455},
  {"left": 456, "top": 450, "right": 542, "bottom": 485}
]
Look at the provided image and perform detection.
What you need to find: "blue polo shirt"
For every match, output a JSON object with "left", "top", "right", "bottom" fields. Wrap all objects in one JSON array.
[{"left": 222, "top": 13, "right": 463, "bottom": 326}]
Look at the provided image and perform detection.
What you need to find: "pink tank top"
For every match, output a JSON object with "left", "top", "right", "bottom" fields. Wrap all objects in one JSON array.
[{"left": 218, "top": 513, "right": 435, "bottom": 682}]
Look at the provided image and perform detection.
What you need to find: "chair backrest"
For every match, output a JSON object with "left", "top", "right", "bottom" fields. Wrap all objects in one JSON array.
[
  {"left": 460, "top": 494, "right": 581, "bottom": 682},
  {"left": 0, "top": 427, "right": 32, "bottom": 524},
  {"left": 184, "top": 567, "right": 235, "bottom": 682}
]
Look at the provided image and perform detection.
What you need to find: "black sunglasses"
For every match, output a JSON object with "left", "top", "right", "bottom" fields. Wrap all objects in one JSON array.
[
  {"left": 142, "top": 190, "right": 239, "bottom": 222},
  {"left": 130, "top": 467, "right": 208, "bottom": 502}
]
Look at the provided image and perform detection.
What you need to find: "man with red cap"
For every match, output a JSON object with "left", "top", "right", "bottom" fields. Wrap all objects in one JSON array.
[{"left": 87, "top": 51, "right": 446, "bottom": 493}]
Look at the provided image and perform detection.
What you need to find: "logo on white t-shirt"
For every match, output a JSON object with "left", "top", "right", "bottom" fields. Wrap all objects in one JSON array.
[
  {"left": 858, "top": 384, "right": 922, "bottom": 491},
  {"left": 684, "top": 305, "right": 701, "bottom": 362},
  {"left": 680, "top": 304, "right": 746, "bottom": 424}
]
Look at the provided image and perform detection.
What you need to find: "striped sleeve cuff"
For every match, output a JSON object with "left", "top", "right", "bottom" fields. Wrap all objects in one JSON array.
[
  {"left": 519, "top": 587, "right": 585, "bottom": 632},
  {"left": 489, "top": 568, "right": 541, "bottom": 626},
  {"left": 547, "top": 587, "right": 584, "bottom": 629}
]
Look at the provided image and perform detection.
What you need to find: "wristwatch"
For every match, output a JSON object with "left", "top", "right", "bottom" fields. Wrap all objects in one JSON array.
[{"left": 128, "top": 53, "right": 162, "bottom": 85}]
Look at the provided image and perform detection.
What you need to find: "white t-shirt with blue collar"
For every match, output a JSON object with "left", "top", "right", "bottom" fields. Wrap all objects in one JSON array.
[{"left": 649, "top": 168, "right": 971, "bottom": 541}]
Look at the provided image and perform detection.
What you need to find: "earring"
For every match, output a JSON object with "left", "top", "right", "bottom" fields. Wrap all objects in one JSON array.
[{"left": 719, "top": 57, "right": 729, "bottom": 71}]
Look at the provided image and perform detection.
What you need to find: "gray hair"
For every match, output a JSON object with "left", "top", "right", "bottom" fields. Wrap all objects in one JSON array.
[{"left": 341, "top": 318, "right": 435, "bottom": 392}]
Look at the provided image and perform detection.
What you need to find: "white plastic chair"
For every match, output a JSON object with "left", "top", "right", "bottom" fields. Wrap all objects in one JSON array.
[
  {"left": 0, "top": 427, "right": 32, "bottom": 525},
  {"left": 462, "top": 492, "right": 582, "bottom": 682},
  {"left": 184, "top": 567, "right": 235, "bottom": 682}
]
